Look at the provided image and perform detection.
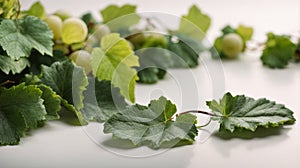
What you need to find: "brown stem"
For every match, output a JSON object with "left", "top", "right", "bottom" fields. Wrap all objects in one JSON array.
[{"left": 0, "top": 80, "right": 15, "bottom": 87}]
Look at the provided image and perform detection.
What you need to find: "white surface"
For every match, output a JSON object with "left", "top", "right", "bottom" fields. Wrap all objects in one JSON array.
[{"left": 1, "top": 0, "right": 300, "bottom": 168}]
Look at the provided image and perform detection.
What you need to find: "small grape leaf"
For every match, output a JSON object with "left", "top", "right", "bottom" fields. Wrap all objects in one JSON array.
[
  {"left": 92, "top": 33, "right": 139, "bottom": 103},
  {"left": 0, "top": 54, "right": 29, "bottom": 75},
  {"left": 23, "top": 1, "right": 46, "bottom": 19},
  {"left": 39, "top": 60, "right": 88, "bottom": 125},
  {"left": 0, "top": 83, "right": 47, "bottom": 145},
  {"left": 167, "top": 35, "right": 204, "bottom": 68},
  {"left": 104, "top": 96, "right": 198, "bottom": 149},
  {"left": 81, "top": 77, "right": 127, "bottom": 122},
  {"left": 206, "top": 92, "right": 296, "bottom": 132},
  {"left": 177, "top": 5, "right": 211, "bottom": 40},
  {"left": 100, "top": 4, "right": 140, "bottom": 32},
  {"left": 0, "top": 16, "right": 53, "bottom": 59},
  {"left": 261, "top": 33, "right": 296, "bottom": 68}
]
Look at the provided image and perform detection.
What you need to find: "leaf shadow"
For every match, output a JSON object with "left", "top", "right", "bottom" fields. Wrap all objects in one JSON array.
[
  {"left": 101, "top": 138, "right": 194, "bottom": 150},
  {"left": 101, "top": 138, "right": 137, "bottom": 149},
  {"left": 213, "top": 126, "right": 290, "bottom": 140}
]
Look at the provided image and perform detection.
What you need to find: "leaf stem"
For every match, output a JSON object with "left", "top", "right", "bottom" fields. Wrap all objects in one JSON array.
[
  {"left": 0, "top": 80, "right": 15, "bottom": 87},
  {"left": 176, "top": 110, "right": 216, "bottom": 117}
]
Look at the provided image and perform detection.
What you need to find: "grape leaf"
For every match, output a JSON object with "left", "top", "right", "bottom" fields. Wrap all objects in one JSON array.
[
  {"left": 23, "top": 1, "right": 46, "bottom": 19},
  {"left": 81, "top": 78, "right": 127, "bottom": 122},
  {"left": 206, "top": 93, "right": 296, "bottom": 132},
  {"left": 167, "top": 35, "right": 203, "bottom": 68},
  {"left": 104, "top": 96, "right": 198, "bottom": 149},
  {"left": 177, "top": 5, "right": 211, "bottom": 40},
  {"left": 261, "top": 33, "right": 296, "bottom": 68},
  {"left": 0, "top": 16, "right": 53, "bottom": 59},
  {"left": 39, "top": 60, "right": 88, "bottom": 125},
  {"left": 0, "top": 83, "right": 47, "bottom": 145},
  {"left": 37, "top": 84, "right": 61, "bottom": 120},
  {"left": 236, "top": 25, "right": 254, "bottom": 42},
  {"left": 0, "top": 54, "right": 29, "bottom": 74},
  {"left": 92, "top": 33, "right": 139, "bottom": 102},
  {"left": 100, "top": 4, "right": 140, "bottom": 32},
  {"left": 136, "top": 47, "right": 172, "bottom": 84}
]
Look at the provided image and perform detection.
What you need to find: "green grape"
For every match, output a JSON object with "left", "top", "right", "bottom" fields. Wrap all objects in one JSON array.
[
  {"left": 221, "top": 33, "right": 243, "bottom": 58},
  {"left": 70, "top": 50, "right": 92, "bottom": 74},
  {"left": 44, "top": 15, "right": 62, "bottom": 40},
  {"left": 61, "top": 17, "right": 88, "bottom": 45},
  {"left": 93, "top": 24, "right": 110, "bottom": 40},
  {"left": 54, "top": 9, "right": 71, "bottom": 21}
]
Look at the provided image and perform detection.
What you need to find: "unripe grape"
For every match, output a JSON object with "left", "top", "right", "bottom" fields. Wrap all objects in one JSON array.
[
  {"left": 93, "top": 24, "right": 110, "bottom": 40},
  {"left": 221, "top": 33, "right": 243, "bottom": 58},
  {"left": 54, "top": 9, "right": 71, "bottom": 21},
  {"left": 44, "top": 15, "right": 62, "bottom": 40},
  {"left": 62, "top": 18, "right": 88, "bottom": 45},
  {"left": 70, "top": 50, "right": 92, "bottom": 74}
]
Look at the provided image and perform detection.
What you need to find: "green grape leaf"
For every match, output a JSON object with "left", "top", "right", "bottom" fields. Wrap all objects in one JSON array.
[
  {"left": 23, "top": 1, "right": 46, "bottom": 19},
  {"left": 261, "top": 33, "right": 296, "bottom": 68},
  {"left": 0, "top": 54, "right": 30, "bottom": 75},
  {"left": 137, "top": 68, "right": 166, "bottom": 84},
  {"left": 136, "top": 47, "right": 171, "bottom": 84},
  {"left": 39, "top": 60, "right": 88, "bottom": 125},
  {"left": 81, "top": 78, "right": 127, "bottom": 122},
  {"left": 0, "top": 83, "right": 47, "bottom": 145},
  {"left": 0, "top": 16, "right": 53, "bottom": 59},
  {"left": 37, "top": 84, "right": 61, "bottom": 120},
  {"left": 104, "top": 96, "right": 198, "bottom": 149},
  {"left": 177, "top": 5, "right": 211, "bottom": 40},
  {"left": 92, "top": 33, "right": 139, "bottom": 103},
  {"left": 167, "top": 35, "right": 204, "bottom": 68},
  {"left": 236, "top": 25, "right": 254, "bottom": 42},
  {"left": 206, "top": 93, "right": 296, "bottom": 133},
  {"left": 100, "top": 4, "right": 140, "bottom": 32}
]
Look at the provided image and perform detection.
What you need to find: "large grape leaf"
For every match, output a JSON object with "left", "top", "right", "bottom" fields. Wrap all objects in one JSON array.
[
  {"left": 39, "top": 60, "right": 88, "bottom": 125},
  {"left": 104, "top": 96, "right": 198, "bottom": 149},
  {"left": 0, "top": 54, "right": 30, "bottom": 75},
  {"left": 100, "top": 4, "right": 140, "bottom": 32},
  {"left": 261, "top": 33, "right": 296, "bottom": 68},
  {"left": 81, "top": 78, "right": 127, "bottom": 122},
  {"left": 0, "top": 83, "right": 47, "bottom": 145},
  {"left": 92, "top": 33, "right": 139, "bottom": 102},
  {"left": 206, "top": 93, "right": 296, "bottom": 132},
  {"left": 177, "top": 5, "right": 211, "bottom": 40},
  {"left": 0, "top": 16, "right": 53, "bottom": 59}
]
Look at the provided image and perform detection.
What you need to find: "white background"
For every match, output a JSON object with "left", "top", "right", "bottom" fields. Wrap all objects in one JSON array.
[{"left": 1, "top": 0, "right": 300, "bottom": 168}]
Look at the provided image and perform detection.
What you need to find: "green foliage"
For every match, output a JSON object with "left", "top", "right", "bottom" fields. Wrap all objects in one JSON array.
[
  {"left": 261, "top": 33, "right": 296, "bottom": 68},
  {"left": 206, "top": 93, "right": 296, "bottom": 132},
  {"left": 104, "top": 96, "right": 198, "bottom": 149},
  {"left": 177, "top": 5, "right": 211, "bottom": 40},
  {"left": 38, "top": 60, "right": 88, "bottom": 125},
  {"left": 0, "top": 16, "right": 53, "bottom": 59},
  {"left": 0, "top": 83, "right": 47, "bottom": 145},
  {"left": 0, "top": 54, "right": 29, "bottom": 74},
  {"left": 81, "top": 78, "right": 127, "bottom": 122},
  {"left": 100, "top": 4, "right": 140, "bottom": 32},
  {"left": 23, "top": 1, "right": 46, "bottom": 19},
  {"left": 92, "top": 33, "right": 139, "bottom": 102}
]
